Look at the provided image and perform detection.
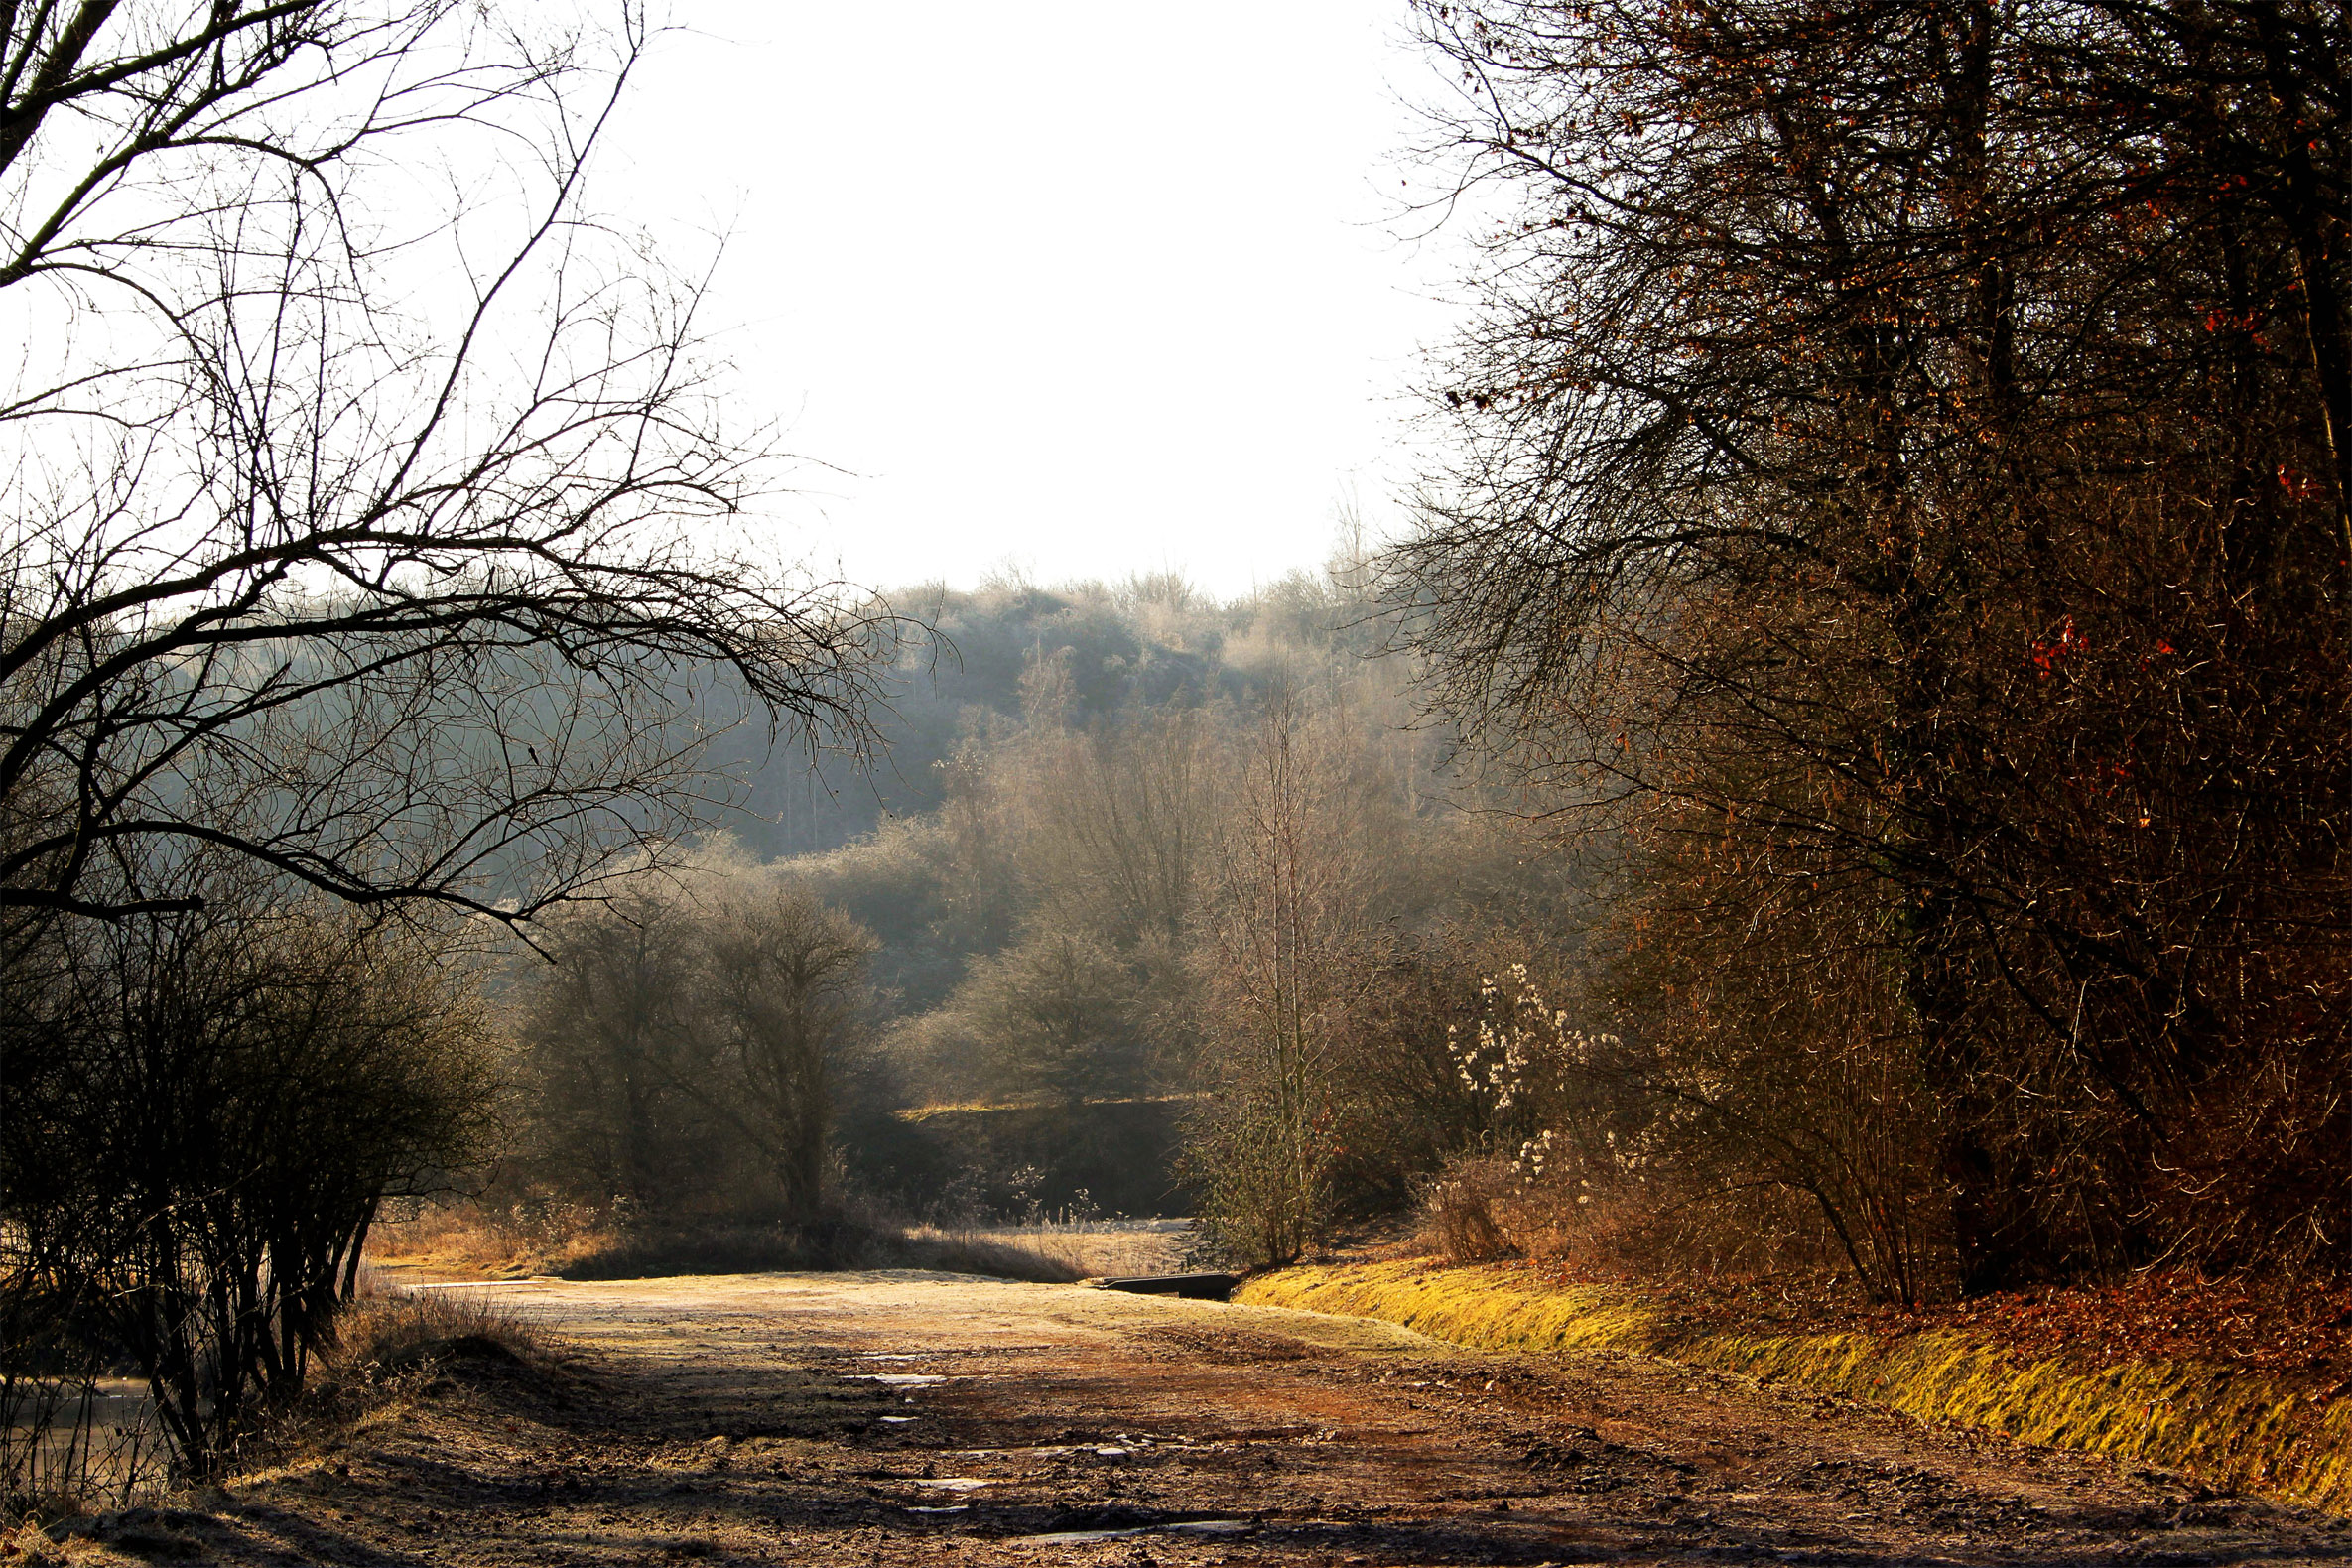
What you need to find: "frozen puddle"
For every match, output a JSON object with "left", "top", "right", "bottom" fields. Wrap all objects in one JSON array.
[
  {"left": 878, "top": 1415, "right": 920, "bottom": 1424},
  {"left": 1012, "top": 1519, "right": 1251, "bottom": 1547},
  {"left": 850, "top": 1373, "right": 952, "bottom": 1386},
  {"left": 914, "top": 1477, "right": 992, "bottom": 1492}
]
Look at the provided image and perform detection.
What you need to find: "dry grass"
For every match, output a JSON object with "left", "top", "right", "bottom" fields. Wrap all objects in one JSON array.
[
  {"left": 1240, "top": 1260, "right": 1663, "bottom": 1355},
  {"left": 367, "top": 1200, "right": 1194, "bottom": 1286},
  {"left": 0, "top": 1517, "right": 104, "bottom": 1565},
  {"left": 368, "top": 1202, "right": 882, "bottom": 1279},
  {"left": 366, "top": 1201, "right": 608, "bottom": 1278},
  {"left": 898, "top": 1220, "right": 1190, "bottom": 1282},
  {"left": 544, "top": 1221, "right": 883, "bottom": 1280},
  {"left": 889, "top": 1093, "right": 1205, "bottom": 1121},
  {"left": 1238, "top": 1259, "right": 2352, "bottom": 1515},
  {"left": 323, "top": 1282, "right": 550, "bottom": 1385},
  {"left": 243, "top": 1280, "right": 555, "bottom": 1472},
  {"left": 215, "top": 1281, "right": 557, "bottom": 1500}
]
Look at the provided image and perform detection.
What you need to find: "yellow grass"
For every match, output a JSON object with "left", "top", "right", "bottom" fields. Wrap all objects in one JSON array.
[
  {"left": 1238, "top": 1260, "right": 2352, "bottom": 1514},
  {"left": 1240, "top": 1259, "right": 1664, "bottom": 1354}
]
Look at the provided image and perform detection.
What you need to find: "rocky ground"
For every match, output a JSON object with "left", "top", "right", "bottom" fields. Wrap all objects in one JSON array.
[{"left": 33, "top": 1270, "right": 2352, "bottom": 1566}]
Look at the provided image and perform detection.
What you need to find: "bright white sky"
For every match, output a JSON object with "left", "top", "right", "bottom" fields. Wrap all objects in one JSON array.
[{"left": 599, "top": 3, "right": 1468, "bottom": 600}]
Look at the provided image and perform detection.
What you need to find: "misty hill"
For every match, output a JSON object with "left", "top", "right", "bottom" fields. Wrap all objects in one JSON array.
[{"left": 719, "top": 569, "right": 1394, "bottom": 861}]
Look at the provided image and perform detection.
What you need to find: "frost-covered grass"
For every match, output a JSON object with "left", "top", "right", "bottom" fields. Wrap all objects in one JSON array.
[
  {"left": 903, "top": 1219, "right": 1191, "bottom": 1283},
  {"left": 369, "top": 1201, "right": 1194, "bottom": 1286}
]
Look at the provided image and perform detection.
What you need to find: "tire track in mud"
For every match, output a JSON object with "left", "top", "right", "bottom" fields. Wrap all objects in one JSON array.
[{"left": 78, "top": 1270, "right": 2352, "bottom": 1566}]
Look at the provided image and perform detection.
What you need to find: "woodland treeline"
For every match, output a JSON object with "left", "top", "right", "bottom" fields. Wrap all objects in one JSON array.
[
  {"left": 9, "top": 0, "right": 2352, "bottom": 1503},
  {"left": 1380, "top": 0, "right": 2352, "bottom": 1300}
]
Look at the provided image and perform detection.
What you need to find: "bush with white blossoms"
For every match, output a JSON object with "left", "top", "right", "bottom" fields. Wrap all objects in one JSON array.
[{"left": 1431, "top": 965, "right": 1666, "bottom": 1223}]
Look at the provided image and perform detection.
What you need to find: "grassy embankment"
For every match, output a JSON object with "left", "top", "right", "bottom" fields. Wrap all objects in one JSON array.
[{"left": 1238, "top": 1260, "right": 2352, "bottom": 1514}]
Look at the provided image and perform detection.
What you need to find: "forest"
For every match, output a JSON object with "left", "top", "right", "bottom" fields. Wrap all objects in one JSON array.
[
  {"left": 494, "top": 565, "right": 1583, "bottom": 1257},
  {"left": 6, "top": 0, "right": 2352, "bottom": 1504}
]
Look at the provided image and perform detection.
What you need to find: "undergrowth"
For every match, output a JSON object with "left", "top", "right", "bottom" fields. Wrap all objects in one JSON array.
[
  {"left": 324, "top": 1283, "right": 549, "bottom": 1386},
  {"left": 242, "top": 1283, "right": 555, "bottom": 1477},
  {"left": 1238, "top": 1259, "right": 2352, "bottom": 1515}
]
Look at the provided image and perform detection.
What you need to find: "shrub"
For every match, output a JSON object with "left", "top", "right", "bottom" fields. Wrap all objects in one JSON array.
[
  {"left": 1416, "top": 1158, "right": 1520, "bottom": 1263},
  {"left": 1, "top": 899, "right": 496, "bottom": 1480}
]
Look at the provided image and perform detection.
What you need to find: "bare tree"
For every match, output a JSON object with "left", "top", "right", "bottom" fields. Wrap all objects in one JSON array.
[
  {"left": 0, "top": 2, "right": 887, "bottom": 933},
  {"left": 1185, "top": 689, "right": 1382, "bottom": 1266},
  {"left": 509, "top": 864, "right": 875, "bottom": 1222},
  {"left": 509, "top": 883, "right": 713, "bottom": 1210},
  {"left": 698, "top": 882, "right": 875, "bottom": 1220},
  {"left": 1025, "top": 704, "right": 1220, "bottom": 951},
  {"left": 934, "top": 927, "right": 1148, "bottom": 1107},
  {"left": 2, "top": 8, "right": 888, "bottom": 1485}
]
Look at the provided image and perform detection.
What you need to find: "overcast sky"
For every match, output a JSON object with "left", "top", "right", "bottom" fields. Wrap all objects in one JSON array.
[{"left": 598, "top": 3, "right": 1467, "bottom": 599}]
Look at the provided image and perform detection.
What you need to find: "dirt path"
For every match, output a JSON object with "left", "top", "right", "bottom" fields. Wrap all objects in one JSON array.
[{"left": 90, "top": 1269, "right": 2352, "bottom": 1565}]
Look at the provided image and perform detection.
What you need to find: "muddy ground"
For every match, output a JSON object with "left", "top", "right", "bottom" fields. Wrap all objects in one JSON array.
[{"left": 51, "top": 1270, "right": 2352, "bottom": 1565}]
